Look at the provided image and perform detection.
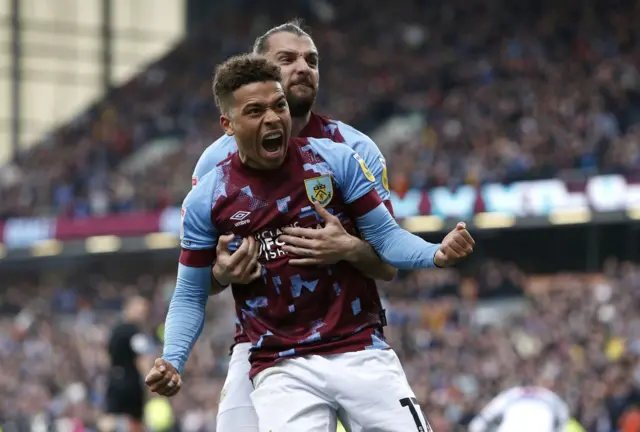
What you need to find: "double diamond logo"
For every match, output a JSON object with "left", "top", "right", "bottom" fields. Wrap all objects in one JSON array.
[{"left": 230, "top": 211, "right": 251, "bottom": 221}]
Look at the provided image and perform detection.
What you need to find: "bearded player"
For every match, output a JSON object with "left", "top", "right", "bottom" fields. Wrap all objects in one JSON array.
[
  {"left": 145, "top": 54, "right": 474, "bottom": 431},
  {"left": 190, "top": 20, "right": 399, "bottom": 432}
]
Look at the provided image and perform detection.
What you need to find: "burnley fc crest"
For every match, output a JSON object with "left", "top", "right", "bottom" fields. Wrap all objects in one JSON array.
[{"left": 304, "top": 175, "right": 334, "bottom": 207}]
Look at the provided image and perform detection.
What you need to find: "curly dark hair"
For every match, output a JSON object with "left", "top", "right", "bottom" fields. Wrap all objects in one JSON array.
[
  {"left": 252, "top": 18, "right": 311, "bottom": 55},
  {"left": 212, "top": 54, "right": 282, "bottom": 114}
]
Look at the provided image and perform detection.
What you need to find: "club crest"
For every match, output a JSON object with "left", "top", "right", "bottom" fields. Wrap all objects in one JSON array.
[{"left": 304, "top": 175, "right": 334, "bottom": 207}]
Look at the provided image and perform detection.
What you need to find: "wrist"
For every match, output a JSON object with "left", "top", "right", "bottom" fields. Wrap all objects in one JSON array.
[
  {"left": 212, "top": 263, "right": 230, "bottom": 287},
  {"left": 343, "top": 235, "right": 366, "bottom": 263},
  {"left": 433, "top": 246, "right": 445, "bottom": 268}
]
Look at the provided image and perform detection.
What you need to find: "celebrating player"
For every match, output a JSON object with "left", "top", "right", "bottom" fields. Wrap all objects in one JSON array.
[
  {"left": 469, "top": 386, "right": 570, "bottom": 432},
  {"left": 145, "top": 54, "right": 474, "bottom": 431},
  {"left": 191, "top": 20, "right": 399, "bottom": 432}
]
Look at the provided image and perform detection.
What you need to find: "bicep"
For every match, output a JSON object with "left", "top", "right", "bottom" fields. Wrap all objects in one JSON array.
[
  {"left": 333, "top": 149, "right": 383, "bottom": 217},
  {"left": 179, "top": 180, "right": 220, "bottom": 267},
  {"left": 354, "top": 141, "right": 391, "bottom": 203}
]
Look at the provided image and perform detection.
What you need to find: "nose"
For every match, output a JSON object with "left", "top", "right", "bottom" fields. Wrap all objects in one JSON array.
[
  {"left": 263, "top": 109, "right": 280, "bottom": 125},
  {"left": 291, "top": 56, "right": 311, "bottom": 75}
]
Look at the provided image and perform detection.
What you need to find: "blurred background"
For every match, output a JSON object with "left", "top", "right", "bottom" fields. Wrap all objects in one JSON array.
[{"left": 1, "top": 0, "right": 640, "bottom": 431}]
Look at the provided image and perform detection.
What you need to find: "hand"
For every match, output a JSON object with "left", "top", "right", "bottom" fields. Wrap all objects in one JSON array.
[
  {"left": 213, "top": 234, "right": 262, "bottom": 286},
  {"left": 145, "top": 358, "right": 182, "bottom": 397},
  {"left": 434, "top": 222, "right": 475, "bottom": 268},
  {"left": 280, "top": 201, "right": 356, "bottom": 265}
]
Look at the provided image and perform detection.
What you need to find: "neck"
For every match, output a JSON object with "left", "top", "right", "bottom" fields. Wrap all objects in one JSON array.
[
  {"left": 238, "top": 152, "right": 264, "bottom": 170},
  {"left": 291, "top": 111, "right": 311, "bottom": 137},
  {"left": 238, "top": 151, "right": 283, "bottom": 170}
]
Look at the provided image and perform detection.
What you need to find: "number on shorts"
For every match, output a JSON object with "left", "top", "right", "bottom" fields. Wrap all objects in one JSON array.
[{"left": 399, "top": 397, "right": 430, "bottom": 432}]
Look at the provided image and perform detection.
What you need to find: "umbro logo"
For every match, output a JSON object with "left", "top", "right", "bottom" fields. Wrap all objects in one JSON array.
[
  {"left": 231, "top": 210, "right": 251, "bottom": 226},
  {"left": 230, "top": 211, "right": 250, "bottom": 221}
]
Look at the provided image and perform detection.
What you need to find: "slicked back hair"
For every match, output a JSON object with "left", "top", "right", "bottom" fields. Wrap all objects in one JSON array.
[
  {"left": 252, "top": 19, "right": 311, "bottom": 55},
  {"left": 212, "top": 54, "right": 282, "bottom": 115}
]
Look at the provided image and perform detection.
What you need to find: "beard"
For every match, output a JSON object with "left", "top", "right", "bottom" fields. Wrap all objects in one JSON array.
[{"left": 286, "top": 86, "right": 317, "bottom": 117}]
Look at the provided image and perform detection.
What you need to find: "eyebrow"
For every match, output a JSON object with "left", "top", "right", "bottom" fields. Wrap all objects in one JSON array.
[
  {"left": 242, "top": 96, "right": 285, "bottom": 111},
  {"left": 242, "top": 102, "right": 265, "bottom": 111},
  {"left": 276, "top": 49, "right": 319, "bottom": 58}
]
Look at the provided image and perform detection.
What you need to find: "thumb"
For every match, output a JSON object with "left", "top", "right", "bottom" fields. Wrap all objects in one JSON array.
[
  {"left": 456, "top": 222, "right": 466, "bottom": 231},
  {"left": 313, "top": 201, "right": 335, "bottom": 222},
  {"left": 217, "top": 233, "right": 235, "bottom": 245},
  {"left": 154, "top": 358, "right": 167, "bottom": 372}
]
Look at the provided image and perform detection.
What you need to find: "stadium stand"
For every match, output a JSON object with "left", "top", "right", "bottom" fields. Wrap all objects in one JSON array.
[
  {"left": 1, "top": 258, "right": 639, "bottom": 431},
  {"left": 1, "top": 0, "right": 640, "bottom": 220}
]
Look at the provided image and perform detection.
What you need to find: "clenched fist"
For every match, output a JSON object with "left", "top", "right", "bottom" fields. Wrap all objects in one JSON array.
[
  {"left": 145, "top": 358, "right": 182, "bottom": 397},
  {"left": 434, "top": 222, "right": 475, "bottom": 267}
]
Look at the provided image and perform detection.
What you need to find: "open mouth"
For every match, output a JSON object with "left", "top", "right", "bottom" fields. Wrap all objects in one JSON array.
[{"left": 261, "top": 131, "right": 285, "bottom": 155}]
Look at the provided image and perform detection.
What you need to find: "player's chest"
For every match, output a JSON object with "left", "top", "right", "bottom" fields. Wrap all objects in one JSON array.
[
  {"left": 213, "top": 169, "right": 348, "bottom": 235},
  {"left": 213, "top": 170, "right": 356, "bottom": 266}
]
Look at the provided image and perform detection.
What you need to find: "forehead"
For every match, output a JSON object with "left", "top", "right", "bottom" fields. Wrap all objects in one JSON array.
[
  {"left": 233, "top": 81, "right": 284, "bottom": 106},
  {"left": 265, "top": 32, "right": 317, "bottom": 56}
]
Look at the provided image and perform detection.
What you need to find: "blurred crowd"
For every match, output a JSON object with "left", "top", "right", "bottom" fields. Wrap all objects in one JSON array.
[
  {"left": 2, "top": 0, "right": 640, "bottom": 219},
  {"left": 1, "top": 258, "right": 639, "bottom": 432}
]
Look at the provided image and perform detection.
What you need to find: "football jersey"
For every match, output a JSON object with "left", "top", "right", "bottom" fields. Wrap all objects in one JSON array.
[
  {"left": 180, "top": 137, "right": 390, "bottom": 377},
  {"left": 469, "top": 386, "right": 570, "bottom": 432},
  {"left": 192, "top": 112, "right": 393, "bottom": 347}
]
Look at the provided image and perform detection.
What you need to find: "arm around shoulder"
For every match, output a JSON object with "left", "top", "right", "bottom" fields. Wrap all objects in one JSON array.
[{"left": 314, "top": 139, "right": 440, "bottom": 270}]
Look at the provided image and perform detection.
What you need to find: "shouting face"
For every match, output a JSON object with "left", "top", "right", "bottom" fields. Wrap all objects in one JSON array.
[{"left": 220, "top": 80, "right": 292, "bottom": 170}]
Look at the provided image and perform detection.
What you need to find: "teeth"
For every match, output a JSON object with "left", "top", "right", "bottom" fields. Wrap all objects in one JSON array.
[{"left": 264, "top": 132, "right": 282, "bottom": 140}]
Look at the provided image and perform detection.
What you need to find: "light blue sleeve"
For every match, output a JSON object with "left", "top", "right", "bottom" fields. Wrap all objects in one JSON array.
[
  {"left": 162, "top": 264, "right": 211, "bottom": 373},
  {"left": 337, "top": 122, "right": 391, "bottom": 202},
  {"left": 356, "top": 204, "right": 440, "bottom": 269},
  {"left": 306, "top": 137, "right": 376, "bottom": 204},
  {"left": 191, "top": 136, "right": 238, "bottom": 188},
  {"left": 180, "top": 171, "right": 220, "bottom": 251},
  {"left": 162, "top": 171, "right": 222, "bottom": 374}
]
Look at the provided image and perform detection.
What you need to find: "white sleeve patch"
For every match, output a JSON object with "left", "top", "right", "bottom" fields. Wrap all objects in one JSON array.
[{"left": 130, "top": 333, "right": 151, "bottom": 355}]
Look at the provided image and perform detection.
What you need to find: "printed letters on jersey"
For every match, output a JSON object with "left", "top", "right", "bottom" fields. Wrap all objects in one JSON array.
[
  {"left": 304, "top": 175, "right": 334, "bottom": 207},
  {"left": 379, "top": 157, "right": 390, "bottom": 192},
  {"left": 191, "top": 176, "right": 198, "bottom": 188},
  {"left": 353, "top": 153, "right": 376, "bottom": 182}
]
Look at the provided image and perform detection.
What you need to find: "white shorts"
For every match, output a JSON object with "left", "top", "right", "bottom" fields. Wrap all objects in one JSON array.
[
  {"left": 250, "top": 349, "right": 431, "bottom": 432},
  {"left": 216, "top": 342, "right": 259, "bottom": 432}
]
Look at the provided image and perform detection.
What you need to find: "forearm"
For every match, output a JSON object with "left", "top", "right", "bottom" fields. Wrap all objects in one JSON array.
[
  {"left": 209, "top": 263, "right": 229, "bottom": 295},
  {"left": 356, "top": 204, "right": 440, "bottom": 269},
  {"left": 162, "top": 264, "right": 210, "bottom": 374},
  {"left": 345, "top": 236, "right": 397, "bottom": 281}
]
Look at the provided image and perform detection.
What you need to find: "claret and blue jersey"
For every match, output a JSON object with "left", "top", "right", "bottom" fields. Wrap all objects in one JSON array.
[
  {"left": 161, "top": 116, "right": 442, "bottom": 378},
  {"left": 191, "top": 113, "right": 394, "bottom": 347},
  {"left": 180, "top": 137, "right": 392, "bottom": 377}
]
